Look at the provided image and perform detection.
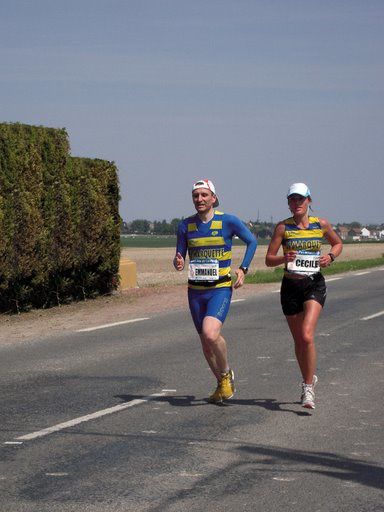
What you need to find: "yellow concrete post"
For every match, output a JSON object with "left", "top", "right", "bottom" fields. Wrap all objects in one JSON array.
[{"left": 119, "top": 259, "right": 138, "bottom": 289}]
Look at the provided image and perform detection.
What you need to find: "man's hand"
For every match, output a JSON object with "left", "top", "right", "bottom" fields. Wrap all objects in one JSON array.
[
  {"left": 234, "top": 268, "right": 246, "bottom": 289},
  {"left": 173, "top": 252, "right": 185, "bottom": 271}
]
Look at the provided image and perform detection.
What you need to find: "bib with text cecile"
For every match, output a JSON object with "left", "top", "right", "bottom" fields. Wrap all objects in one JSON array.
[{"left": 287, "top": 250, "right": 320, "bottom": 275}]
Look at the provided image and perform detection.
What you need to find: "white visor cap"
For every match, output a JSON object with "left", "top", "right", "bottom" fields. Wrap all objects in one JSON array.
[
  {"left": 192, "top": 179, "right": 219, "bottom": 207},
  {"left": 287, "top": 182, "right": 311, "bottom": 198}
]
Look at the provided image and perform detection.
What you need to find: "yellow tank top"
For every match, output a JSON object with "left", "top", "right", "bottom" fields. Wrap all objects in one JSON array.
[{"left": 282, "top": 216, "right": 325, "bottom": 275}]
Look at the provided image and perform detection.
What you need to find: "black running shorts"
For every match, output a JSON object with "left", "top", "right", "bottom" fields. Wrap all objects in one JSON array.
[{"left": 280, "top": 273, "right": 326, "bottom": 316}]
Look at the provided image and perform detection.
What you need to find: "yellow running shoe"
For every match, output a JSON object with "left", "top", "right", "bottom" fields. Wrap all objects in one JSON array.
[{"left": 208, "top": 370, "right": 235, "bottom": 403}]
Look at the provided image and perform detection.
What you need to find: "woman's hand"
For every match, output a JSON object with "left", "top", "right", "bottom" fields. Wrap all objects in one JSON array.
[
  {"left": 284, "top": 251, "right": 297, "bottom": 264},
  {"left": 320, "top": 253, "right": 333, "bottom": 267}
]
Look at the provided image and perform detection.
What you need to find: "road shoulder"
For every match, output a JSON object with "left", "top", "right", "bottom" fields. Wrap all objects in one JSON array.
[{"left": 0, "top": 283, "right": 278, "bottom": 344}]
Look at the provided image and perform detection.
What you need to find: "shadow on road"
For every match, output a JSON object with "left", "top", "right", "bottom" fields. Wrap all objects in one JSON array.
[
  {"left": 115, "top": 393, "right": 310, "bottom": 415},
  {"left": 236, "top": 444, "right": 384, "bottom": 490},
  {"left": 148, "top": 443, "right": 384, "bottom": 512}
]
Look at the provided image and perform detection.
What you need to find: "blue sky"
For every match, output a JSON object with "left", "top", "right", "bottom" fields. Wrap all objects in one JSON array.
[{"left": 1, "top": 0, "right": 383, "bottom": 224}]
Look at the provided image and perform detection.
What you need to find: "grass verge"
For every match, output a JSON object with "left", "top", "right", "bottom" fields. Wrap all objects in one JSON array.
[{"left": 245, "top": 257, "right": 384, "bottom": 284}]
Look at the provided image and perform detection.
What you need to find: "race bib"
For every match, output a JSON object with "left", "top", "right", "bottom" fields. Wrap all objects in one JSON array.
[
  {"left": 188, "top": 258, "right": 220, "bottom": 281},
  {"left": 287, "top": 251, "right": 320, "bottom": 275}
]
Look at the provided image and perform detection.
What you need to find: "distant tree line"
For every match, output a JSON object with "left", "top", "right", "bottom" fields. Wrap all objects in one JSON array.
[
  {"left": 122, "top": 218, "right": 182, "bottom": 235},
  {"left": 122, "top": 218, "right": 275, "bottom": 238},
  {"left": 122, "top": 219, "right": 384, "bottom": 239}
]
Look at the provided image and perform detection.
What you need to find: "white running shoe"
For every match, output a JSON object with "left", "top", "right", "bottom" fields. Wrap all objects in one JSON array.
[{"left": 301, "top": 375, "right": 318, "bottom": 409}]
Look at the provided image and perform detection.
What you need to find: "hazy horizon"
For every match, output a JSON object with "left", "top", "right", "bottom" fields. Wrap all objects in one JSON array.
[{"left": 121, "top": 215, "right": 383, "bottom": 229}]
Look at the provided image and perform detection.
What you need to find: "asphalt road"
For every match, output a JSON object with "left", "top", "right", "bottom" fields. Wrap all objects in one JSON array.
[{"left": 1, "top": 268, "right": 383, "bottom": 512}]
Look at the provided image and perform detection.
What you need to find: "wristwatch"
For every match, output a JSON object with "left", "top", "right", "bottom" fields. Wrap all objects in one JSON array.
[
  {"left": 239, "top": 266, "right": 248, "bottom": 274},
  {"left": 328, "top": 253, "right": 335, "bottom": 262}
]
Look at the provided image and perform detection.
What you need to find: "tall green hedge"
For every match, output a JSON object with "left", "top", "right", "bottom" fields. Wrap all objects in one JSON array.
[{"left": 0, "top": 122, "right": 120, "bottom": 312}]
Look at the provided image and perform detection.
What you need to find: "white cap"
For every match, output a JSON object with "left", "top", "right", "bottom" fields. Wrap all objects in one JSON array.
[
  {"left": 287, "top": 182, "right": 311, "bottom": 198},
  {"left": 192, "top": 179, "right": 219, "bottom": 207}
]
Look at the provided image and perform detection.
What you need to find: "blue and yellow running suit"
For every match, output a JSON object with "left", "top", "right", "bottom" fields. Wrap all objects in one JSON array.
[{"left": 176, "top": 211, "right": 257, "bottom": 332}]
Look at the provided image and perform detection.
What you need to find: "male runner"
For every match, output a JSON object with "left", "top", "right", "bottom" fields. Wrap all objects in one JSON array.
[{"left": 173, "top": 179, "right": 257, "bottom": 403}]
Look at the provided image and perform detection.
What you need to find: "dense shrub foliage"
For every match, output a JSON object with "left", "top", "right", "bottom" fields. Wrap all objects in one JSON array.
[{"left": 0, "top": 122, "right": 120, "bottom": 312}]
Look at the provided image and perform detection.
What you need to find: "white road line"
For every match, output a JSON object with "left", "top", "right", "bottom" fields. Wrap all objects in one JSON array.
[
  {"left": 231, "top": 299, "right": 245, "bottom": 303},
  {"left": 11, "top": 391, "right": 169, "bottom": 442},
  {"left": 76, "top": 317, "right": 150, "bottom": 332},
  {"left": 354, "top": 271, "right": 371, "bottom": 276},
  {"left": 326, "top": 277, "right": 343, "bottom": 282},
  {"left": 361, "top": 310, "right": 384, "bottom": 321}
]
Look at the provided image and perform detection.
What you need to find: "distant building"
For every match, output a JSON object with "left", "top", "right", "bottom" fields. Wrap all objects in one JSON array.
[
  {"left": 335, "top": 226, "right": 349, "bottom": 240},
  {"left": 348, "top": 227, "right": 362, "bottom": 240},
  {"left": 369, "top": 230, "right": 379, "bottom": 239}
]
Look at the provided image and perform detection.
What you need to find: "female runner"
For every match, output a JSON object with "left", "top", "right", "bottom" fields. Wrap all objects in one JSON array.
[{"left": 266, "top": 183, "right": 342, "bottom": 409}]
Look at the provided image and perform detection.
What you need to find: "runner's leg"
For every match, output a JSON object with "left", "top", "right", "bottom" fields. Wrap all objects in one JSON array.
[
  {"left": 199, "top": 316, "right": 229, "bottom": 380},
  {"left": 286, "top": 300, "right": 322, "bottom": 384}
]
